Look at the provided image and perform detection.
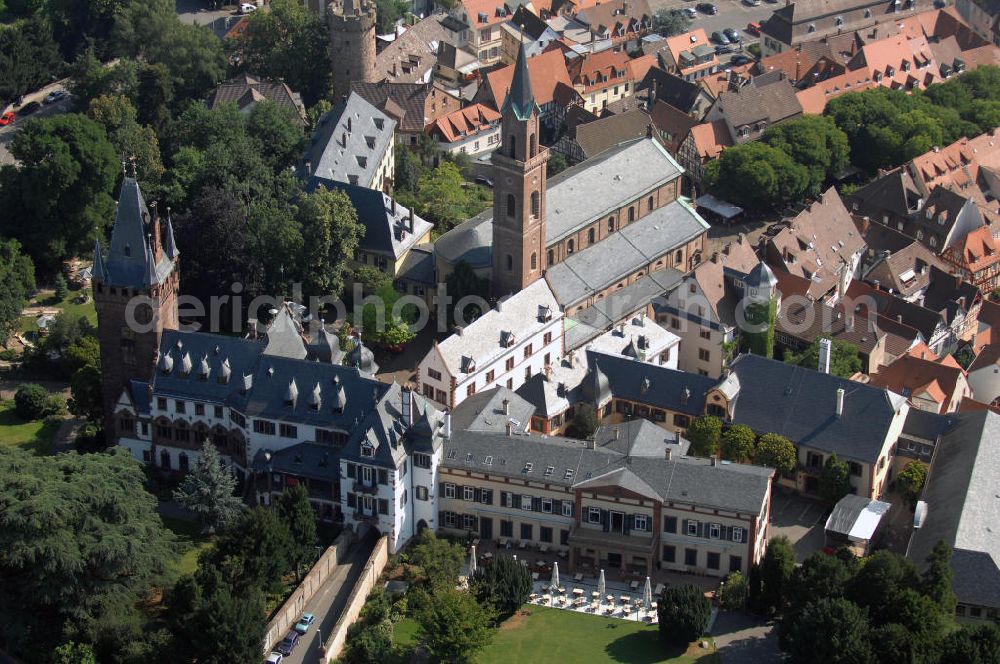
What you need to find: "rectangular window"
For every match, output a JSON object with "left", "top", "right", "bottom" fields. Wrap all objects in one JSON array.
[
  {"left": 445, "top": 483, "right": 456, "bottom": 498},
  {"left": 685, "top": 548, "right": 698, "bottom": 566},
  {"left": 540, "top": 526, "right": 553, "bottom": 543},
  {"left": 707, "top": 552, "right": 720, "bottom": 570},
  {"left": 634, "top": 515, "right": 649, "bottom": 532},
  {"left": 427, "top": 368, "right": 442, "bottom": 380},
  {"left": 674, "top": 414, "right": 690, "bottom": 428},
  {"left": 416, "top": 486, "right": 428, "bottom": 500},
  {"left": 687, "top": 520, "right": 698, "bottom": 536},
  {"left": 542, "top": 498, "right": 552, "bottom": 513},
  {"left": 525, "top": 366, "right": 531, "bottom": 380},
  {"left": 698, "top": 348, "right": 711, "bottom": 361},
  {"left": 562, "top": 501, "right": 573, "bottom": 517},
  {"left": 377, "top": 498, "right": 388, "bottom": 515},
  {"left": 544, "top": 332, "right": 552, "bottom": 345},
  {"left": 506, "top": 357, "right": 514, "bottom": 371},
  {"left": 524, "top": 344, "right": 533, "bottom": 358},
  {"left": 849, "top": 461, "right": 863, "bottom": 477},
  {"left": 664, "top": 516, "right": 677, "bottom": 533},
  {"left": 279, "top": 423, "right": 298, "bottom": 438},
  {"left": 662, "top": 545, "right": 676, "bottom": 562},
  {"left": 463, "top": 514, "right": 476, "bottom": 530},
  {"left": 520, "top": 523, "right": 533, "bottom": 540},
  {"left": 463, "top": 486, "right": 474, "bottom": 501},
  {"left": 253, "top": 420, "right": 276, "bottom": 435},
  {"left": 730, "top": 555, "right": 743, "bottom": 573},
  {"left": 709, "top": 523, "right": 721, "bottom": 539},
  {"left": 214, "top": 405, "right": 224, "bottom": 418},
  {"left": 588, "top": 507, "right": 601, "bottom": 523},
  {"left": 194, "top": 403, "right": 205, "bottom": 416},
  {"left": 486, "top": 369, "right": 495, "bottom": 383},
  {"left": 444, "top": 512, "right": 456, "bottom": 528},
  {"left": 414, "top": 453, "right": 431, "bottom": 469},
  {"left": 500, "top": 520, "right": 513, "bottom": 537},
  {"left": 175, "top": 400, "right": 186, "bottom": 414},
  {"left": 157, "top": 397, "right": 167, "bottom": 411},
  {"left": 467, "top": 383, "right": 476, "bottom": 397},
  {"left": 733, "top": 527, "right": 744, "bottom": 543},
  {"left": 521, "top": 494, "right": 533, "bottom": 511},
  {"left": 700, "top": 329, "right": 711, "bottom": 340},
  {"left": 480, "top": 489, "right": 492, "bottom": 505}
]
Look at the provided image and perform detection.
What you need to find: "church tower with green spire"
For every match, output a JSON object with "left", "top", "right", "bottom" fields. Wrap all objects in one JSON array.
[{"left": 491, "top": 42, "right": 550, "bottom": 297}]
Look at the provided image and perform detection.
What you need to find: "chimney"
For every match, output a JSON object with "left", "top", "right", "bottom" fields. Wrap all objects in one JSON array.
[
  {"left": 818, "top": 338, "right": 832, "bottom": 374},
  {"left": 304, "top": 159, "right": 312, "bottom": 176},
  {"left": 665, "top": 447, "right": 672, "bottom": 460},
  {"left": 444, "top": 411, "right": 452, "bottom": 438},
  {"left": 505, "top": 420, "right": 513, "bottom": 436},
  {"left": 342, "top": 131, "right": 347, "bottom": 147},
  {"left": 710, "top": 252, "right": 720, "bottom": 264},
  {"left": 896, "top": 314, "right": 903, "bottom": 324},
  {"left": 958, "top": 296, "right": 966, "bottom": 310},
  {"left": 502, "top": 398, "right": 510, "bottom": 415},
  {"left": 347, "top": 116, "right": 352, "bottom": 132},
  {"left": 836, "top": 387, "right": 845, "bottom": 417},
  {"left": 402, "top": 387, "right": 412, "bottom": 425},
  {"left": 391, "top": 196, "right": 397, "bottom": 215},
  {"left": 408, "top": 206, "right": 414, "bottom": 233}
]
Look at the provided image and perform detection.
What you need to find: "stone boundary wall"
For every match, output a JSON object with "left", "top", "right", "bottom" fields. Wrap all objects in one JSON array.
[{"left": 321, "top": 534, "right": 390, "bottom": 662}]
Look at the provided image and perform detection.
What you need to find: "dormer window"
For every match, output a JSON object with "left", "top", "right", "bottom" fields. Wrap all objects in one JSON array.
[
  {"left": 807, "top": 23, "right": 816, "bottom": 33},
  {"left": 834, "top": 16, "right": 843, "bottom": 26},
  {"left": 361, "top": 442, "right": 374, "bottom": 457},
  {"left": 538, "top": 305, "right": 552, "bottom": 323}
]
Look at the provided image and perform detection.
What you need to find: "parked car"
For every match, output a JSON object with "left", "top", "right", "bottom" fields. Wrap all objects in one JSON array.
[
  {"left": 240, "top": 2, "right": 257, "bottom": 12},
  {"left": 696, "top": 2, "right": 718, "bottom": 13},
  {"left": 0, "top": 111, "right": 15, "bottom": 126},
  {"left": 264, "top": 654, "right": 283, "bottom": 664},
  {"left": 18, "top": 101, "right": 40, "bottom": 115},
  {"left": 746, "top": 21, "right": 762, "bottom": 36},
  {"left": 275, "top": 632, "right": 299, "bottom": 657},
  {"left": 294, "top": 613, "right": 315, "bottom": 634},
  {"left": 724, "top": 28, "right": 742, "bottom": 42},
  {"left": 682, "top": 7, "right": 697, "bottom": 17},
  {"left": 933, "top": 0, "right": 947, "bottom": 6},
  {"left": 711, "top": 31, "right": 730, "bottom": 44},
  {"left": 43, "top": 89, "right": 68, "bottom": 104},
  {"left": 731, "top": 54, "right": 752, "bottom": 66},
  {"left": 715, "top": 44, "right": 734, "bottom": 54},
  {"left": 743, "top": 0, "right": 761, "bottom": 5}
]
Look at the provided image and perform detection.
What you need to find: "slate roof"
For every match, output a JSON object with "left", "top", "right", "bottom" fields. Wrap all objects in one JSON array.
[
  {"left": 776, "top": 299, "right": 884, "bottom": 357},
  {"left": 728, "top": 353, "right": 906, "bottom": 463},
  {"left": 262, "top": 305, "right": 309, "bottom": 360},
  {"left": 848, "top": 167, "right": 924, "bottom": 224},
  {"left": 104, "top": 178, "right": 175, "bottom": 289},
  {"left": 442, "top": 427, "right": 772, "bottom": 513},
  {"left": 545, "top": 198, "right": 709, "bottom": 307},
  {"left": 396, "top": 245, "right": 436, "bottom": 285},
  {"left": 586, "top": 349, "right": 717, "bottom": 416},
  {"left": 451, "top": 386, "right": 537, "bottom": 433},
  {"left": 639, "top": 67, "right": 704, "bottom": 115},
  {"left": 847, "top": 280, "right": 945, "bottom": 342},
  {"left": 263, "top": 442, "right": 340, "bottom": 482},
  {"left": 906, "top": 411, "right": 1000, "bottom": 609},
  {"left": 870, "top": 353, "right": 966, "bottom": 414},
  {"left": 351, "top": 80, "right": 454, "bottom": 134},
  {"left": 302, "top": 93, "right": 395, "bottom": 189},
  {"left": 713, "top": 72, "right": 802, "bottom": 137},
  {"left": 306, "top": 179, "right": 433, "bottom": 259},
  {"left": 376, "top": 15, "right": 457, "bottom": 84},
  {"left": 435, "top": 279, "right": 562, "bottom": 377},
  {"left": 435, "top": 137, "right": 686, "bottom": 268},
  {"left": 862, "top": 240, "right": 942, "bottom": 299}
]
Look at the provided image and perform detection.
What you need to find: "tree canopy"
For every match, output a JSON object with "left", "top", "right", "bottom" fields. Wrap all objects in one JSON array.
[
  {"left": 414, "top": 587, "right": 495, "bottom": 663},
  {"left": 652, "top": 9, "right": 692, "bottom": 37},
  {"left": 172, "top": 443, "right": 244, "bottom": 535},
  {"left": 686, "top": 415, "right": 721, "bottom": 457},
  {"left": 705, "top": 141, "right": 810, "bottom": 211},
  {"left": 0, "top": 238, "right": 35, "bottom": 342},
  {"left": 763, "top": 115, "right": 850, "bottom": 196},
  {"left": 657, "top": 584, "right": 711, "bottom": 647},
  {"left": 785, "top": 337, "right": 862, "bottom": 378},
  {"left": 721, "top": 424, "right": 756, "bottom": 463},
  {"left": 471, "top": 554, "right": 533, "bottom": 620},
  {"left": 754, "top": 433, "right": 796, "bottom": 474},
  {"left": 818, "top": 453, "right": 853, "bottom": 506},
  {"left": 898, "top": 461, "right": 928, "bottom": 510}
]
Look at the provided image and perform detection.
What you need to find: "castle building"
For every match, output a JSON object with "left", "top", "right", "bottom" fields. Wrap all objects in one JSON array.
[{"left": 328, "top": 0, "right": 377, "bottom": 97}]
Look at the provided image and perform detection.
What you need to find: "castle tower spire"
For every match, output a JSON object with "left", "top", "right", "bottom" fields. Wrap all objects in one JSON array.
[{"left": 490, "top": 42, "right": 549, "bottom": 297}]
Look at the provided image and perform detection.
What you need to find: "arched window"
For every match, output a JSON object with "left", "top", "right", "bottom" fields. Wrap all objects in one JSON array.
[
  {"left": 588, "top": 227, "right": 595, "bottom": 244},
  {"left": 675, "top": 250, "right": 683, "bottom": 264},
  {"left": 530, "top": 133, "right": 537, "bottom": 157},
  {"left": 505, "top": 254, "right": 514, "bottom": 271},
  {"left": 567, "top": 239, "right": 575, "bottom": 255},
  {"left": 530, "top": 253, "right": 537, "bottom": 270},
  {"left": 160, "top": 449, "right": 171, "bottom": 470},
  {"left": 506, "top": 193, "right": 516, "bottom": 218},
  {"left": 628, "top": 206, "right": 635, "bottom": 222},
  {"left": 531, "top": 191, "right": 540, "bottom": 217},
  {"left": 507, "top": 135, "right": 516, "bottom": 159},
  {"left": 179, "top": 452, "right": 189, "bottom": 473},
  {"left": 608, "top": 217, "right": 615, "bottom": 233},
  {"left": 647, "top": 196, "right": 654, "bottom": 212}
]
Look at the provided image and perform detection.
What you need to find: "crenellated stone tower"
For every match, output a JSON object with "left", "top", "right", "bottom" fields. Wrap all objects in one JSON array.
[
  {"left": 491, "top": 42, "right": 550, "bottom": 297},
  {"left": 328, "top": 0, "right": 377, "bottom": 98},
  {"left": 93, "top": 169, "right": 179, "bottom": 436}
]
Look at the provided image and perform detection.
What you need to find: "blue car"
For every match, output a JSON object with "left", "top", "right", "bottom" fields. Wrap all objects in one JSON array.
[
  {"left": 294, "top": 613, "right": 315, "bottom": 634},
  {"left": 275, "top": 631, "right": 300, "bottom": 656}
]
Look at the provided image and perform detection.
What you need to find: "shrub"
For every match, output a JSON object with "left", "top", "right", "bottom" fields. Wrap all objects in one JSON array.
[
  {"left": 719, "top": 571, "right": 749, "bottom": 610},
  {"left": 14, "top": 383, "right": 50, "bottom": 420},
  {"left": 657, "top": 584, "right": 711, "bottom": 647},
  {"left": 471, "top": 554, "right": 533, "bottom": 620}
]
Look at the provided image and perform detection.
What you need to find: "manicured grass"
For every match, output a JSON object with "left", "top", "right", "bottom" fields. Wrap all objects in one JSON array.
[
  {"left": 161, "top": 516, "right": 213, "bottom": 577},
  {"left": 394, "top": 608, "right": 718, "bottom": 664},
  {"left": 0, "top": 401, "right": 60, "bottom": 453}
]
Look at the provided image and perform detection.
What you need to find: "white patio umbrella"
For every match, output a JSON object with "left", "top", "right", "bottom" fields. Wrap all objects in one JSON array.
[
  {"left": 597, "top": 569, "right": 606, "bottom": 598},
  {"left": 643, "top": 576, "right": 653, "bottom": 613},
  {"left": 550, "top": 561, "right": 560, "bottom": 590},
  {"left": 468, "top": 545, "right": 478, "bottom": 578}
]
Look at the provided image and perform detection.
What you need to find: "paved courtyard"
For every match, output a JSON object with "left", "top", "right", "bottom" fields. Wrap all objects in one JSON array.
[
  {"left": 768, "top": 490, "right": 827, "bottom": 562},
  {"left": 710, "top": 611, "right": 782, "bottom": 664}
]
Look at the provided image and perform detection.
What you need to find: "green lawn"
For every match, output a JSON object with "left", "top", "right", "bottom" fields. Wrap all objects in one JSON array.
[
  {"left": 0, "top": 401, "right": 60, "bottom": 453},
  {"left": 394, "top": 608, "right": 718, "bottom": 664},
  {"left": 161, "top": 516, "right": 213, "bottom": 577},
  {"left": 19, "top": 287, "right": 97, "bottom": 335}
]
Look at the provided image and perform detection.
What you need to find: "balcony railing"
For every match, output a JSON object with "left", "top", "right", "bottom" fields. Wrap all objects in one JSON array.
[{"left": 353, "top": 481, "right": 378, "bottom": 495}]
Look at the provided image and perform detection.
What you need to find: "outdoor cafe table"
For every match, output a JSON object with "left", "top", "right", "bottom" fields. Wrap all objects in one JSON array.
[
  {"left": 620, "top": 595, "right": 630, "bottom": 604},
  {"left": 590, "top": 591, "right": 601, "bottom": 599},
  {"left": 606, "top": 595, "right": 615, "bottom": 603},
  {"left": 572, "top": 588, "right": 584, "bottom": 597}
]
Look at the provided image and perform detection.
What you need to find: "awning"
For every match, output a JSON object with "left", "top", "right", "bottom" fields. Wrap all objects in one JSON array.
[{"left": 696, "top": 194, "right": 743, "bottom": 220}]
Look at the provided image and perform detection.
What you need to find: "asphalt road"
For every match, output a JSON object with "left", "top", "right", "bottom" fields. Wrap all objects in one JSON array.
[
  {"left": 176, "top": 0, "right": 254, "bottom": 38},
  {"left": 276, "top": 530, "right": 379, "bottom": 664},
  {"left": 0, "top": 83, "right": 74, "bottom": 166}
]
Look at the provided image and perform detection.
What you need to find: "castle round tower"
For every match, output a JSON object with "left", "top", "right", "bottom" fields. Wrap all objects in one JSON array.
[{"left": 328, "top": 0, "right": 376, "bottom": 97}]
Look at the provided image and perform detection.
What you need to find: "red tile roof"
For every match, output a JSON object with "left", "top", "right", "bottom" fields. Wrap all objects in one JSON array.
[
  {"left": 427, "top": 103, "right": 501, "bottom": 143},
  {"left": 483, "top": 48, "right": 573, "bottom": 109}
]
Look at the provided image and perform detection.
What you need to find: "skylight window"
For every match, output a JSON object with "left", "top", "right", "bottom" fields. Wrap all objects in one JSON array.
[
  {"left": 544, "top": 466, "right": 554, "bottom": 477},
  {"left": 523, "top": 462, "right": 533, "bottom": 473}
]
